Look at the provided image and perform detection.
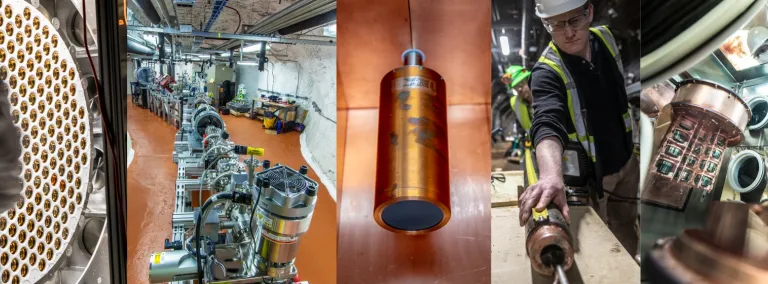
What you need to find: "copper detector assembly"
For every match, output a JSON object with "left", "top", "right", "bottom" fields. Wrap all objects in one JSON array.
[
  {"left": 373, "top": 49, "right": 451, "bottom": 235},
  {"left": 525, "top": 206, "right": 575, "bottom": 277},
  {"left": 642, "top": 79, "right": 750, "bottom": 209}
]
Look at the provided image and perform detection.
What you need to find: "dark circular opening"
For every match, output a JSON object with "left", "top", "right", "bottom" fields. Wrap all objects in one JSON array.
[
  {"left": 81, "top": 218, "right": 104, "bottom": 255},
  {"left": 195, "top": 114, "right": 223, "bottom": 136},
  {"left": 737, "top": 156, "right": 760, "bottom": 189},
  {"left": 381, "top": 200, "right": 443, "bottom": 232},
  {"left": 748, "top": 101, "right": 768, "bottom": 127},
  {"left": 540, "top": 244, "right": 566, "bottom": 267}
]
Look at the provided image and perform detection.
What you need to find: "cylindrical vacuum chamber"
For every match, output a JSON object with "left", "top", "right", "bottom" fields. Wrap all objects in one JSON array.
[
  {"left": 726, "top": 150, "right": 768, "bottom": 203},
  {"left": 374, "top": 49, "right": 451, "bottom": 235}
]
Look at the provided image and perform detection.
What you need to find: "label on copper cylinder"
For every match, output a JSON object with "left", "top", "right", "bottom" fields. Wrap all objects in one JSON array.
[{"left": 392, "top": 76, "right": 437, "bottom": 95}]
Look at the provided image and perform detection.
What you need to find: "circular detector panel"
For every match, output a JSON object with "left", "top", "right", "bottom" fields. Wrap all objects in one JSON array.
[{"left": 0, "top": 1, "right": 91, "bottom": 283}]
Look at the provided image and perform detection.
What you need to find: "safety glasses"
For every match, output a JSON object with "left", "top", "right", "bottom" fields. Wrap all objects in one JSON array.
[{"left": 542, "top": 9, "right": 590, "bottom": 33}]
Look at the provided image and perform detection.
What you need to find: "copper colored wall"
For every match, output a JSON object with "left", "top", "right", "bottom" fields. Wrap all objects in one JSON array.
[
  {"left": 337, "top": 0, "right": 491, "bottom": 109},
  {"left": 337, "top": 0, "right": 492, "bottom": 282}
]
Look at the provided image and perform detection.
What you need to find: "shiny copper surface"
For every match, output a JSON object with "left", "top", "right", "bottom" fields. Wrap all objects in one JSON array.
[
  {"left": 642, "top": 80, "right": 750, "bottom": 209},
  {"left": 257, "top": 236, "right": 301, "bottom": 264},
  {"left": 640, "top": 82, "right": 675, "bottom": 117},
  {"left": 373, "top": 64, "right": 451, "bottom": 235},
  {"left": 338, "top": 0, "right": 490, "bottom": 279},
  {"left": 524, "top": 207, "right": 574, "bottom": 276},
  {"left": 672, "top": 80, "right": 750, "bottom": 144},
  {"left": 647, "top": 203, "right": 768, "bottom": 283},
  {"left": 336, "top": 0, "right": 491, "bottom": 108},
  {"left": 669, "top": 230, "right": 768, "bottom": 283},
  {"left": 338, "top": 106, "right": 491, "bottom": 283}
]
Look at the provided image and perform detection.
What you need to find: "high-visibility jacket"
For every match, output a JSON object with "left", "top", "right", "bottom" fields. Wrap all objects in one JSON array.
[
  {"left": 510, "top": 95, "right": 532, "bottom": 132},
  {"left": 536, "top": 25, "right": 633, "bottom": 162}
]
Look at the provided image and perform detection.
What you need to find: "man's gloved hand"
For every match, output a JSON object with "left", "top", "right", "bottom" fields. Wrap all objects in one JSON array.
[
  {"left": 518, "top": 176, "right": 570, "bottom": 226},
  {"left": 0, "top": 82, "right": 23, "bottom": 213}
]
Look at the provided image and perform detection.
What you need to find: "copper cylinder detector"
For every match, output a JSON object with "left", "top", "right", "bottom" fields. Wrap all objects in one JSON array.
[
  {"left": 642, "top": 79, "right": 750, "bottom": 209},
  {"left": 373, "top": 49, "right": 451, "bottom": 235},
  {"left": 525, "top": 206, "right": 575, "bottom": 277}
]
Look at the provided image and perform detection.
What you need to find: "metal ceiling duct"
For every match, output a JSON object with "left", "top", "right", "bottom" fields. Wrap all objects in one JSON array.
[
  {"left": 277, "top": 9, "right": 336, "bottom": 35},
  {"left": 132, "top": 0, "right": 162, "bottom": 26},
  {"left": 248, "top": 0, "right": 335, "bottom": 34},
  {"left": 128, "top": 38, "right": 156, "bottom": 56},
  {"left": 215, "top": 0, "right": 336, "bottom": 50}
]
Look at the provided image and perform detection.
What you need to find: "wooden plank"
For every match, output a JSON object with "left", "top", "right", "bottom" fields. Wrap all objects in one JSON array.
[
  {"left": 491, "top": 206, "right": 640, "bottom": 284},
  {"left": 491, "top": 171, "right": 524, "bottom": 208}
]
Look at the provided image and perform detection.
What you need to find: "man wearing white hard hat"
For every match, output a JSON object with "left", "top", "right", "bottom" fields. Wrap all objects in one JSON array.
[{"left": 518, "top": 0, "right": 639, "bottom": 258}]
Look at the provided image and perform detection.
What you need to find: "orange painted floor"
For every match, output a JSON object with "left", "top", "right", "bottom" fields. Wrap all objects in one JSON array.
[{"left": 126, "top": 100, "right": 337, "bottom": 284}]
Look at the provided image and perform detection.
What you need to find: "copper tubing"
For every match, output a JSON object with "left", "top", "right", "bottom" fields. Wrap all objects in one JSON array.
[
  {"left": 373, "top": 49, "right": 451, "bottom": 235},
  {"left": 525, "top": 207, "right": 574, "bottom": 276}
]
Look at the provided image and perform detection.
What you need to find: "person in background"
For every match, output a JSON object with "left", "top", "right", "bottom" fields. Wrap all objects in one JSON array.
[
  {"left": 518, "top": 0, "right": 640, "bottom": 258},
  {"left": 502, "top": 65, "right": 534, "bottom": 133},
  {"left": 0, "top": 82, "right": 23, "bottom": 213}
]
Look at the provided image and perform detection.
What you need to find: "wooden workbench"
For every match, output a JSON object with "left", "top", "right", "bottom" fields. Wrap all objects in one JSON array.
[
  {"left": 492, "top": 171, "right": 524, "bottom": 208},
  {"left": 491, "top": 172, "right": 640, "bottom": 284}
]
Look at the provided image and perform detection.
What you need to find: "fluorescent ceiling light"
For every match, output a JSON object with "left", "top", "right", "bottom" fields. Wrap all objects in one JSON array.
[
  {"left": 242, "top": 43, "right": 270, "bottom": 53},
  {"left": 500, "top": 36, "right": 510, "bottom": 56},
  {"left": 323, "top": 24, "right": 337, "bottom": 37},
  {"left": 238, "top": 61, "right": 258, "bottom": 66}
]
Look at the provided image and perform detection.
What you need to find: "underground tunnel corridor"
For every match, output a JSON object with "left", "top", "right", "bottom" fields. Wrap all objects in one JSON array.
[{"left": 126, "top": 99, "right": 337, "bottom": 284}]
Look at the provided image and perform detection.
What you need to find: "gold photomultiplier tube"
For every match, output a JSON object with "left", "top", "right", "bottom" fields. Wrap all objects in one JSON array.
[{"left": 374, "top": 49, "right": 451, "bottom": 235}]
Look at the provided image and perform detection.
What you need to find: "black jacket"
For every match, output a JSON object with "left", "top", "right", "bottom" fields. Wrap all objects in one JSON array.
[{"left": 528, "top": 31, "right": 632, "bottom": 177}]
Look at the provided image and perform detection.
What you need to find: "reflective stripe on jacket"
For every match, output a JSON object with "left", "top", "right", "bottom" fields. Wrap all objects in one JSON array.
[
  {"left": 536, "top": 25, "right": 632, "bottom": 162},
  {"left": 510, "top": 95, "right": 532, "bottom": 131}
]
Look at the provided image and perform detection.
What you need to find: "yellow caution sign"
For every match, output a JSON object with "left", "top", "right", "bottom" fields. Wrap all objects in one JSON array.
[
  {"left": 246, "top": 147, "right": 265, "bottom": 156},
  {"left": 532, "top": 208, "right": 549, "bottom": 222}
]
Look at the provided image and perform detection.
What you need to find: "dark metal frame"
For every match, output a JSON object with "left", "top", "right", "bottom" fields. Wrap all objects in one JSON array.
[{"left": 96, "top": 1, "right": 128, "bottom": 283}]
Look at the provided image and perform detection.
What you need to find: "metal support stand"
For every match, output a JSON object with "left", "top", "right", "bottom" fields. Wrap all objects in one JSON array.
[{"left": 95, "top": 0, "right": 128, "bottom": 283}]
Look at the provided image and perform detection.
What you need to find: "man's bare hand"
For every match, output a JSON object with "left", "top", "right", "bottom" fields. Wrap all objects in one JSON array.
[{"left": 518, "top": 176, "right": 570, "bottom": 226}]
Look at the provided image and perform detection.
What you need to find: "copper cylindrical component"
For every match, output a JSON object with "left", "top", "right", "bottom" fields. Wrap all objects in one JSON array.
[
  {"left": 642, "top": 79, "right": 751, "bottom": 209},
  {"left": 525, "top": 206, "right": 574, "bottom": 276},
  {"left": 373, "top": 49, "right": 451, "bottom": 235},
  {"left": 646, "top": 203, "right": 768, "bottom": 283}
]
